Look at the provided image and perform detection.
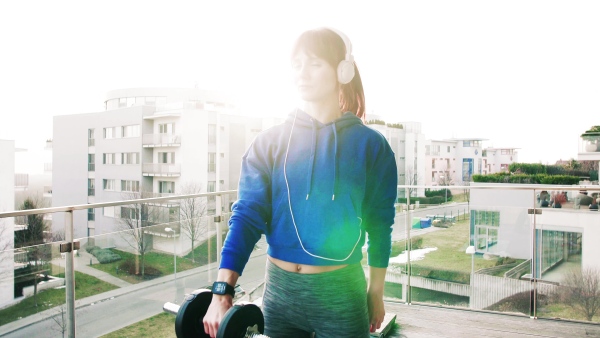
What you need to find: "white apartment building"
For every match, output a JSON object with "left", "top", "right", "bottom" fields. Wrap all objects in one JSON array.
[
  {"left": 0, "top": 139, "right": 16, "bottom": 308},
  {"left": 52, "top": 88, "right": 282, "bottom": 255},
  {"left": 482, "top": 147, "right": 519, "bottom": 174},
  {"left": 367, "top": 121, "right": 426, "bottom": 198},
  {"left": 425, "top": 138, "right": 487, "bottom": 186}
]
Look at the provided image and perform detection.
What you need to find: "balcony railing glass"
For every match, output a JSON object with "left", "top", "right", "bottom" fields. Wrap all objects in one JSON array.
[
  {"left": 141, "top": 133, "right": 181, "bottom": 147},
  {"left": 142, "top": 163, "right": 181, "bottom": 176},
  {"left": 1, "top": 186, "right": 599, "bottom": 337}
]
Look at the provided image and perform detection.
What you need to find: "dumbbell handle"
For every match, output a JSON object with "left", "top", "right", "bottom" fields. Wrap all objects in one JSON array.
[
  {"left": 163, "top": 302, "right": 180, "bottom": 316},
  {"left": 163, "top": 302, "right": 270, "bottom": 338}
]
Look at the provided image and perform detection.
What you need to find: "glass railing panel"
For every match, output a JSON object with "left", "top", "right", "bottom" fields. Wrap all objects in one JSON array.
[
  {"left": 535, "top": 186, "right": 598, "bottom": 322},
  {"left": 464, "top": 185, "right": 535, "bottom": 317},
  {"left": 0, "top": 241, "right": 66, "bottom": 336},
  {"left": 401, "top": 194, "right": 472, "bottom": 308}
]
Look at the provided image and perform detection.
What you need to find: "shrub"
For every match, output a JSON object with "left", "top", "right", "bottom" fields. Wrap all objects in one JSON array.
[
  {"left": 95, "top": 250, "right": 122, "bottom": 264},
  {"left": 86, "top": 246, "right": 121, "bottom": 264}
]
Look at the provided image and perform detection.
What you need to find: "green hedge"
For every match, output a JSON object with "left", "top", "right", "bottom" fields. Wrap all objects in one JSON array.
[
  {"left": 397, "top": 196, "right": 450, "bottom": 204},
  {"left": 508, "top": 162, "right": 590, "bottom": 178},
  {"left": 472, "top": 173, "right": 580, "bottom": 185},
  {"left": 424, "top": 188, "right": 452, "bottom": 198},
  {"left": 86, "top": 245, "right": 122, "bottom": 264}
]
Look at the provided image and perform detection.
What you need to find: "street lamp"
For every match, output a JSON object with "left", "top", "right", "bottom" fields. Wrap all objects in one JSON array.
[
  {"left": 465, "top": 245, "right": 476, "bottom": 308},
  {"left": 165, "top": 227, "right": 176, "bottom": 281}
]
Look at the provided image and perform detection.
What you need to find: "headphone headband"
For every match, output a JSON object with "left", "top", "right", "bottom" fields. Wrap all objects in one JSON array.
[{"left": 325, "top": 27, "right": 354, "bottom": 63}]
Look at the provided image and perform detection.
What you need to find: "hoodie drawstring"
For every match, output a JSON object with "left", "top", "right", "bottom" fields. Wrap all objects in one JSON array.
[
  {"left": 306, "top": 119, "right": 317, "bottom": 200},
  {"left": 331, "top": 123, "right": 337, "bottom": 201}
]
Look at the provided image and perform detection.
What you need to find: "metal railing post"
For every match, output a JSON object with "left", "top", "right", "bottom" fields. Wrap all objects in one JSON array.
[
  {"left": 405, "top": 194, "right": 411, "bottom": 304},
  {"left": 216, "top": 194, "right": 223, "bottom": 268},
  {"left": 65, "top": 210, "right": 76, "bottom": 337}
]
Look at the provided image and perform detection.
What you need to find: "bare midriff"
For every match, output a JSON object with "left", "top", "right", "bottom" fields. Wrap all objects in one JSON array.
[{"left": 268, "top": 255, "right": 347, "bottom": 274}]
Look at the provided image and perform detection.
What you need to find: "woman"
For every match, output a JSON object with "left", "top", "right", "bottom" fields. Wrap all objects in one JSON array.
[{"left": 203, "top": 27, "right": 398, "bottom": 338}]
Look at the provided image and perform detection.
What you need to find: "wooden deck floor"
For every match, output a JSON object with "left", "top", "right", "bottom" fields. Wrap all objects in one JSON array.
[{"left": 383, "top": 301, "right": 600, "bottom": 337}]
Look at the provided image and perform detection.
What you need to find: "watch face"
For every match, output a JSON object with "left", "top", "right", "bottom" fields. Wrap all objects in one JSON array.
[{"left": 214, "top": 283, "right": 226, "bottom": 294}]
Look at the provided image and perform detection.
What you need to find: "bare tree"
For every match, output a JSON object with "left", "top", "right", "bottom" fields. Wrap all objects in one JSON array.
[
  {"left": 404, "top": 166, "right": 421, "bottom": 199},
  {"left": 179, "top": 183, "right": 208, "bottom": 263},
  {"left": 117, "top": 190, "right": 156, "bottom": 278},
  {"left": 437, "top": 167, "right": 454, "bottom": 204},
  {"left": 51, "top": 304, "right": 67, "bottom": 338},
  {"left": 561, "top": 267, "right": 600, "bottom": 321},
  {"left": 15, "top": 195, "right": 51, "bottom": 307}
]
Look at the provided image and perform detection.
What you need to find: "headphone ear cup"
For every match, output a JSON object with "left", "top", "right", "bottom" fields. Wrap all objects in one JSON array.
[{"left": 337, "top": 60, "right": 355, "bottom": 84}]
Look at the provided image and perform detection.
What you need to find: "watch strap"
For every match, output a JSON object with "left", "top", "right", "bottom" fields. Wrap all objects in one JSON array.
[{"left": 212, "top": 281, "right": 235, "bottom": 297}]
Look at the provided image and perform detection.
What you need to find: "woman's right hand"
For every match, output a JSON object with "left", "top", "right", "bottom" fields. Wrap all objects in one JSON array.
[{"left": 203, "top": 295, "right": 233, "bottom": 338}]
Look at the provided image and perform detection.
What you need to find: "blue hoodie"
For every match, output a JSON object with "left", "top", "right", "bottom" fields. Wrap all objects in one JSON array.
[{"left": 220, "top": 109, "right": 398, "bottom": 275}]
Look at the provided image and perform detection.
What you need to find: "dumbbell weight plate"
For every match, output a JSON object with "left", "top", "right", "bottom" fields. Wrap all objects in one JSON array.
[
  {"left": 175, "top": 289, "right": 213, "bottom": 338},
  {"left": 217, "top": 304, "right": 264, "bottom": 338}
]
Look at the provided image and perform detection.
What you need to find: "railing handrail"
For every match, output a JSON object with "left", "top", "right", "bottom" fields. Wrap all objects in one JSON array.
[
  {"left": 397, "top": 184, "right": 600, "bottom": 191},
  {"left": 0, "top": 190, "right": 237, "bottom": 218}
]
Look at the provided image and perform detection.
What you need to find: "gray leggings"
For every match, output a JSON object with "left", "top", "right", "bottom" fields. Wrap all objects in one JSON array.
[{"left": 261, "top": 260, "right": 370, "bottom": 338}]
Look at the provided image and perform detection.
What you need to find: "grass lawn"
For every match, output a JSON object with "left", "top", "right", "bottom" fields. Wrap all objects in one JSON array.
[
  {"left": 0, "top": 266, "right": 118, "bottom": 326},
  {"left": 89, "top": 236, "right": 218, "bottom": 284},
  {"left": 384, "top": 282, "right": 469, "bottom": 307},
  {"left": 101, "top": 312, "right": 176, "bottom": 338},
  {"left": 90, "top": 249, "right": 197, "bottom": 284},
  {"left": 392, "top": 218, "right": 492, "bottom": 270}
]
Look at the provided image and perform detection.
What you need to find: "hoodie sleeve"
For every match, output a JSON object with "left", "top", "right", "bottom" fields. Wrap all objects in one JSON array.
[
  {"left": 219, "top": 137, "right": 271, "bottom": 275},
  {"left": 362, "top": 137, "right": 397, "bottom": 268}
]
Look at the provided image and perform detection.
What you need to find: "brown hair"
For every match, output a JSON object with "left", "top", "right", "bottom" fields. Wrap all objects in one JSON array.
[{"left": 291, "top": 28, "right": 366, "bottom": 120}]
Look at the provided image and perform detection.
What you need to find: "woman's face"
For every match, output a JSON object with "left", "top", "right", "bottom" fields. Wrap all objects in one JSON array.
[{"left": 291, "top": 50, "right": 338, "bottom": 103}]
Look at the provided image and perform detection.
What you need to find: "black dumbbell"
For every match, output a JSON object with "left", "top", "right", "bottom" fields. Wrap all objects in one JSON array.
[{"left": 163, "top": 289, "right": 267, "bottom": 338}]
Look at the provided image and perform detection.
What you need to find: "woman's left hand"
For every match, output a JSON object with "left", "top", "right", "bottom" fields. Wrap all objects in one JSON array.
[{"left": 367, "top": 290, "right": 385, "bottom": 333}]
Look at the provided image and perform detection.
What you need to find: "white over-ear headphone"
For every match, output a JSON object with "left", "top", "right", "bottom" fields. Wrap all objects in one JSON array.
[{"left": 325, "top": 27, "right": 355, "bottom": 85}]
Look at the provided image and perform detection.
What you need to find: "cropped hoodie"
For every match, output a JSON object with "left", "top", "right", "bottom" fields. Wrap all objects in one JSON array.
[{"left": 220, "top": 109, "right": 398, "bottom": 275}]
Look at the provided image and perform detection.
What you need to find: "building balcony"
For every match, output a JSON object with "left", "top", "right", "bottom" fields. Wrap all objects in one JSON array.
[
  {"left": 2, "top": 185, "right": 600, "bottom": 337},
  {"left": 142, "top": 133, "right": 181, "bottom": 148},
  {"left": 142, "top": 163, "right": 181, "bottom": 177},
  {"left": 578, "top": 134, "right": 600, "bottom": 161}
]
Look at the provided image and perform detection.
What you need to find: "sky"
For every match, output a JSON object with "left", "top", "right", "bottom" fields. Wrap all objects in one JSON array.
[{"left": 1, "top": 1, "right": 599, "bottom": 174}]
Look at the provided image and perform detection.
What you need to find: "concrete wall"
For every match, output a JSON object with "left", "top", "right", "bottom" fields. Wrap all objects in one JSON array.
[{"left": 0, "top": 140, "right": 15, "bottom": 308}]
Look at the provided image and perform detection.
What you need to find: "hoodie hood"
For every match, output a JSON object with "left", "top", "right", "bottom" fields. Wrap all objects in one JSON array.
[{"left": 284, "top": 109, "right": 363, "bottom": 201}]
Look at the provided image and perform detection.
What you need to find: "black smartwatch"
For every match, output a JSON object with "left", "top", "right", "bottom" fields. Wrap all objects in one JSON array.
[{"left": 211, "top": 281, "right": 235, "bottom": 297}]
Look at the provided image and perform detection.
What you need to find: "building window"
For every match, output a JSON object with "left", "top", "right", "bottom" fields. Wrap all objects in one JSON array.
[
  {"left": 122, "top": 152, "right": 140, "bottom": 165},
  {"left": 103, "top": 207, "right": 114, "bottom": 218},
  {"left": 103, "top": 127, "right": 116, "bottom": 139},
  {"left": 121, "top": 125, "right": 140, "bottom": 138},
  {"left": 88, "top": 179, "right": 95, "bottom": 196},
  {"left": 462, "top": 158, "right": 473, "bottom": 182},
  {"left": 88, "top": 208, "right": 95, "bottom": 221},
  {"left": 159, "top": 123, "right": 175, "bottom": 134},
  {"left": 121, "top": 206, "right": 140, "bottom": 220},
  {"left": 88, "top": 154, "right": 95, "bottom": 172},
  {"left": 88, "top": 129, "right": 95, "bottom": 147},
  {"left": 103, "top": 153, "right": 116, "bottom": 165},
  {"left": 207, "top": 181, "right": 216, "bottom": 202},
  {"left": 103, "top": 179, "right": 115, "bottom": 191},
  {"left": 447, "top": 146, "right": 450, "bottom": 152},
  {"left": 208, "top": 152, "right": 216, "bottom": 172},
  {"left": 158, "top": 152, "right": 175, "bottom": 164},
  {"left": 159, "top": 181, "right": 175, "bottom": 194},
  {"left": 208, "top": 124, "right": 216, "bottom": 144},
  {"left": 432, "top": 159, "right": 435, "bottom": 169},
  {"left": 121, "top": 180, "right": 140, "bottom": 192},
  {"left": 425, "top": 145, "right": 430, "bottom": 156},
  {"left": 471, "top": 210, "right": 500, "bottom": 252}
]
